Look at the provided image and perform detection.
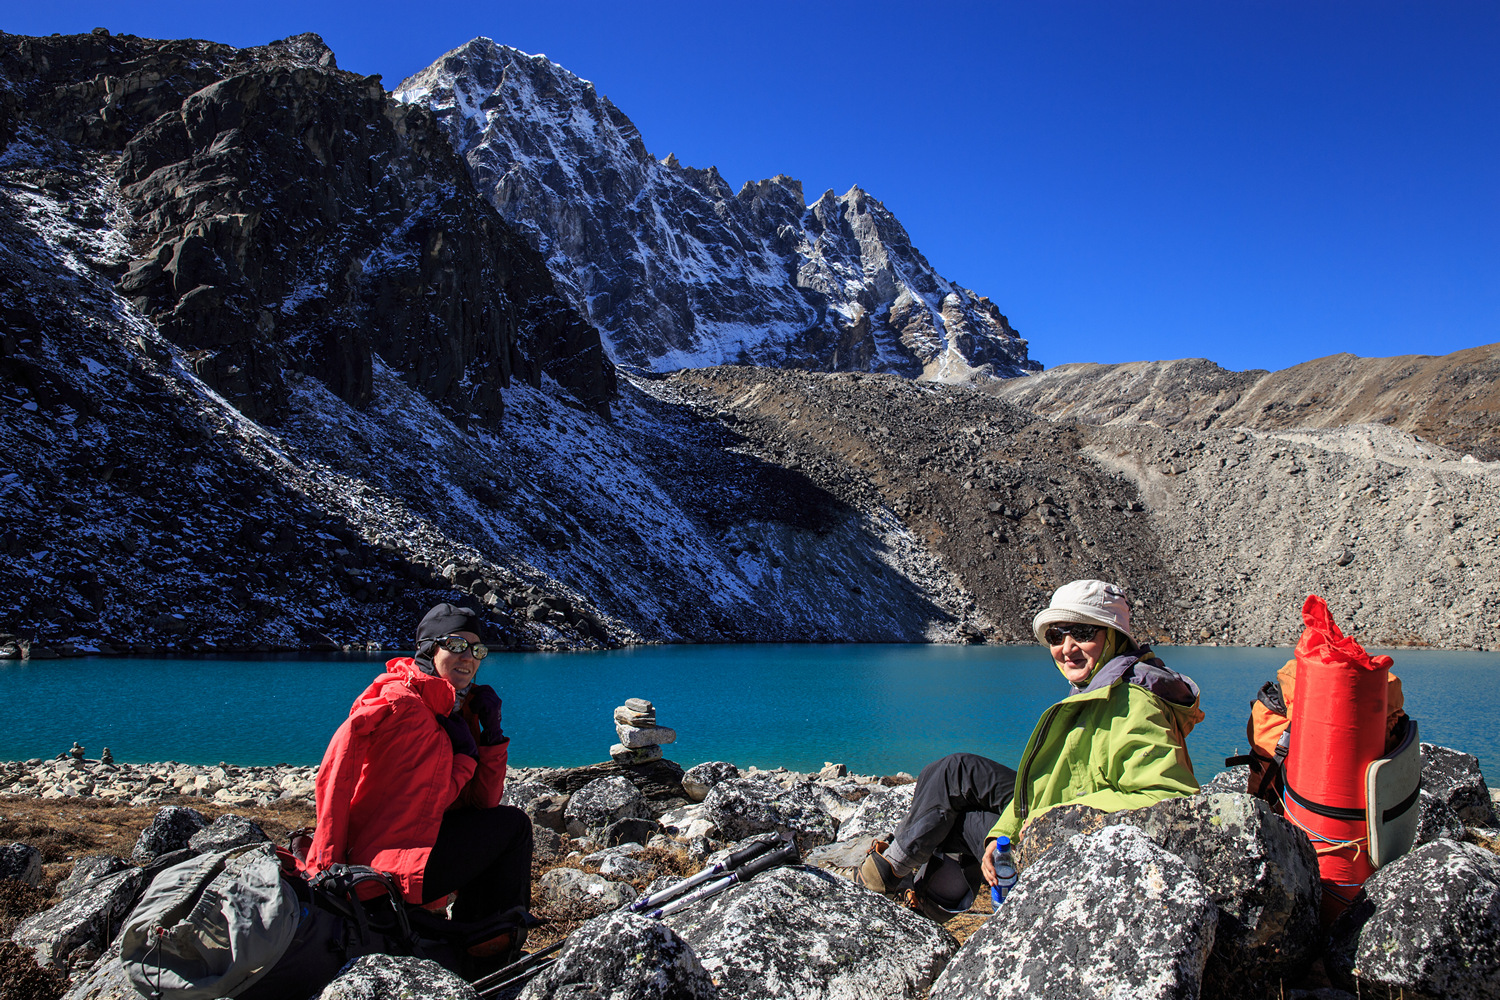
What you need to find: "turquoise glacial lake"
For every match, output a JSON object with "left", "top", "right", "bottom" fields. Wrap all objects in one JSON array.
[{"left": 2, "top": 645, "right": 1496, "bottom": 783}]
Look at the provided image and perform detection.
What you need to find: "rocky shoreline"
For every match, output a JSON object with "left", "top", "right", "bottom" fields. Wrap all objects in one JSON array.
[{"left": 4, "top": 747, "right": 1499, "bottom": 999}]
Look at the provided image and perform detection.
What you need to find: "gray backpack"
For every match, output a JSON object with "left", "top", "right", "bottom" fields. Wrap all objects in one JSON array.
[{"left": 120, "top": 844, "right": 300, "bottom": 1000}]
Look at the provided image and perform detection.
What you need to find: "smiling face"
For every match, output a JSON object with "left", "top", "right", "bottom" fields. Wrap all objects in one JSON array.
[
  {"left": 432, "top": 630, "right": 482, "bottom": 693},
  {"left": 1049, "top": 624, "right": 1109, "bottom": 685}
]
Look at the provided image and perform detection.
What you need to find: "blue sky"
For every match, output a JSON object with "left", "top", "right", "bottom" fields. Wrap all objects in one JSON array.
[{"left": 8, "top": 2, "right": 1497, "bottom": 372}]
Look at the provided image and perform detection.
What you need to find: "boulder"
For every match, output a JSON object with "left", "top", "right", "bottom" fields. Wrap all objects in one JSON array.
[
  {"left": 502, "top": 779, "right": 564, "bottom": 817},
  {"left": 702, "top": 778, "right": 838, "bottom": 852},
  {"left": 518, "top": 909, "right": 714, "bottom": 1000},
  {"left": 130, "top": 805, "right": 207, "bottom": 862},
  {"left": 549, "top": 760, "right": 686, "bottom": 802},
  {"left": 58, "top": 937, "right": 135, "bottom": 1000},
  {"left": 681, "top": 762, "right": 739, "bottom": 803},
  {"left": 314, "top": 953, "right": 479, "bottom": 999},
  {"left": 532, "top": 825, "right": 564, "bottom": 863},
  {"left": 930, "top": 825, "right": 1217, "bottom": 1000},
  {"left": 1012, "top": 802, "right": 1109, "bottom": 871},
  {"left": 1420, "top": 743, "right": 1499, "bottom": 828},
  {"left": 536, "top": 867, "right": 639, "bottom": 917},
  {"left": 0, "top": 842, "right": 43, "bottom": 885},
  {"left": 187, "top": 814, "right": 270, "bottom": 853},
  {"left": 602, "top": 816, "right": 660, "bottom": 847},
  {"left": 658, "top": 802, "right": 716, "bottom": 840},
  {"left": 835, "top": 782, "right": 916, "bottom": 842},
  {"left": 664, "top": 865, "right": 956, "bottom": 999},
  {"left": 1415, "top": 787, "right": 1467, "bottom": 846},
  {"left": 565, "top": 777, "right": 651, "bottom": 838},
  {"left": 1198, "top": 765, "right": 1250, "bottom": 796},
  {"left": 13, "top": 867, "right": 144, "bottom": 970},
  {"left": 56, "top": 855, "right": 131, "bottom": 899},
  {"left": 1117, "top": 792, "right": 1323, "bottom": 995},
  {"left": 1327, "top": 838, "right": 1500, "bottom": 999}
]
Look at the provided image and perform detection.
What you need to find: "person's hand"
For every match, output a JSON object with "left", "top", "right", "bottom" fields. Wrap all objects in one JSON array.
[
  {"left": 980, "top": 839, "right": 998, "bottom": 887},
  {"left": 437, "top": 712, "right": 478, "bottom": 760},
  {"left": 469, "top": 685, "right": 505, "bottom": 746}
]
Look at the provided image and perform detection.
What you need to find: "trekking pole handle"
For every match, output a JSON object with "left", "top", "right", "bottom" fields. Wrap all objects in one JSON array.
[
  {"left": 629, "top": 833, "right": 781, "bottom": 912},
  {"left": 735, "top": 839, "right": 799, "bottom": 881}
]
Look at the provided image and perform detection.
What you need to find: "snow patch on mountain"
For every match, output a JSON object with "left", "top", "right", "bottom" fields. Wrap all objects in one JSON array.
[{"left": 395, "top": 38, "right": 1041, "bottom": 380}]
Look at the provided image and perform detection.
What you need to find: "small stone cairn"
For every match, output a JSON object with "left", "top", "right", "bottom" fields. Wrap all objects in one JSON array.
[{"left": 610, "top": 698, "right": 676, "bottom": 764}]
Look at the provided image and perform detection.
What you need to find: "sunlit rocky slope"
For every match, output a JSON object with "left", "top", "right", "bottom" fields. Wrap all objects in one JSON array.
[{"left": 1, "top": 29, "right": 1496, "bottom": 657}]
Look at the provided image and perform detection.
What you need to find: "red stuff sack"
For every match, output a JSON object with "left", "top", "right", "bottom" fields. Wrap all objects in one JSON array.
[{"left": 1282, "top": 594, "right": 1392, "bottom": 921}]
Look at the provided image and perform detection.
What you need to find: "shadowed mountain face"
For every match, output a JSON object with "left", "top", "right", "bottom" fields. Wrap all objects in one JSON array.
[
  {"left": 987, "top": 347, "right": 1500, "bottom": 462},
  {"left": 2, "top": 29, "right": 1496, "bottom": 659},
  {"left": 395, "top": 38, "right": 1040, "bottom": 382}
]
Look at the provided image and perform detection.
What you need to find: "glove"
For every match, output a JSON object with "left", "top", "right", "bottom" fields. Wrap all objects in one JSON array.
[
  {"left": 469, "top": 685, "right": 506, "bottom": 747},
  {"left": 437, "top": 712, "right": 478, "bottom": 760}
]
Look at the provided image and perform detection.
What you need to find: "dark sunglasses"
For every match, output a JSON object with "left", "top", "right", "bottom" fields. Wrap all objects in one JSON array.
[
  {"left": 434, "top": 635, "right": 489, "bottom": 660},
  {"left": 1043, "top": 623, "right": 1101, "bottom": 646}
]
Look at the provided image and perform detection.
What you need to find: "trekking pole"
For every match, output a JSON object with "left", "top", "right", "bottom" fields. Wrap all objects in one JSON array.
[
  {"left": 628, "top": 833, "right": 783, "bottom": 914},
  {"left": 473, "top": 833, "right": 798, "bottom": 999},
  {"left": 643, "top": 836, "right": 798, "bottom": 918}
]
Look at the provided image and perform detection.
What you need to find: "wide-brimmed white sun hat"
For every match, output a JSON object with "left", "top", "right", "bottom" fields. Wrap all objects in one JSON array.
[{"left": 1032, "top": 579, "right": 1132, "bottom": 644}]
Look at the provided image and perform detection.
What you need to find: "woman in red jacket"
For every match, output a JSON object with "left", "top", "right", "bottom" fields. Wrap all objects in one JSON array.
[{"left": 308, "top": 603, "right": 532, "bottom": 932}]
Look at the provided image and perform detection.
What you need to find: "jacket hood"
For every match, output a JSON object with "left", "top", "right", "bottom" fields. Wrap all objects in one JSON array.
[
  {"left": 1074, "top": 650, "right": 1204, "bottom": 736},
  {"left": 355, "top": 657, "right": 458, "bottom": 718}
]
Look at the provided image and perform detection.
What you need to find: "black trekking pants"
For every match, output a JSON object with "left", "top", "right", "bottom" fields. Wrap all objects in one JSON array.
[
  {"left": 889, "top": 752, "right": 1017, "bottom": 868},
  {"left": 422, "top": 804, "right": 533, "bottom": 922}
]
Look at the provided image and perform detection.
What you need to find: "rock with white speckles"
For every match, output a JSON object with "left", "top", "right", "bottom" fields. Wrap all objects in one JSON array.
[
  {"left": 833, "top": 782, "right": 916, "bottom": 842},
  {"left": 314, "top": 954, "right": 478, "bottom": 999},
  {"left": 1326, "top": 838, "right": 1500, "bottom": 1000},
  {"left": 13, "top": 867, "right": 145, "bottom": 970},
  {"left": 1420, "top": 743, "right": 1499, "bottom": 828},
  {"left": 1415, "top": 787, "right": 1467, "bottom": 846},
  {"left": 930, "top": 825, "right": 1217, "bottom": 1000},
  {"left": 536, "top": 867, "right": 639, "bottom": 917},
  {"left": 130, "top": 805, "right": 207, "bottom": 862},
  {"left": 664, "top": 865, "right": 955, "bottom": 999},
  {"left": 0, "top": 841, "right": 43, "bottom": 885},
  {"left": 564, "top": 776, "right": 650, "bottom": 837},
  {"left": 702, "top": 778, "right": 838, "bottom": 853},
  {"left": 681, "top": 762, "right": 738, "bottom": 802},
  {"left": 518, "top": 909, "right": 714, "bottom": 1000}
]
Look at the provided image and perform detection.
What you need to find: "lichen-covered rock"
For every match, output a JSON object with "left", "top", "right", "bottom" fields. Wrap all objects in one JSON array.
[
  {"left": 1117, "top": 792, "right": 1322, "bottom": 996},
  {"left": 565, "top": 777, "right": 650, "bottom": 838},
  {"left": 664, "top": 865, "right": 955, "bottom": 1000},
  {"left": 702, "top": 778, "right": 838, "bottom": 852},
  {"left": 533, "top": 825, "right": 564, "bottom": 863},
  {"left": 658, "top": 802, "right": 716, "bottom": 840},
  {"left": 56, "top": 855, "right": 131, "bottom": 899},
  {"left": 1420, "top": 743, "right": 1499, "bottom": 828},
  {"left": 503, "top": 779, "right": 564, "bottom": 815},
  {"left": 1415, "top": 787, "right": 1467, "bottom": 846},
  {"left": 1327, "top": 838, "right": 1500, "bottom": 1000},
  {"left": 13, "top": 868, "right": 144, "bottom": 970},
  {"left": 1012, "top": 802, "right": 1109, "bottom": 871},
  {"left": 1198, "top": 765, "right": 1249, "bottom": 796},
  {"left": 536, "top": 867, "right": 639, "bottom": 917},
  {"left": 314, "top": 953, "right": 479, "bottom": 999},
  {"left": 187, "top": 813, "right": 270, "bottom": 853},
  {"left": 681, "top": 762, "right": 739, "bottom": 803},
  {"left": 930, "top": 825, "right": 1217, "bottom": 1000},
  {"left": 0, "top": 841, "right": 42, "bottom": 885},
  {"left": 602, "top": 816, "right": 660, "bottom": 847},
  {"left": 58, "top": 937, "right": 134, "bottom": 1000},
  {"left": 518, "top": 909, "right": 715, "bottom": 1000},
  {"left": 130, "top": 805, "right": 207, "bottom": 862},
  {"left": 834, "top": 782, "right": 916, "bottom": 842}
]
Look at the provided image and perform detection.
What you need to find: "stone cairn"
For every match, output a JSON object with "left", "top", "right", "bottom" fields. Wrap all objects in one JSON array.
[{"left": 610, "top": 698, "right": 676, "bottom": 764}]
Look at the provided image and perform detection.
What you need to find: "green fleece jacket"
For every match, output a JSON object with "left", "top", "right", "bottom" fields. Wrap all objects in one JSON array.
[{"left": 987, "top": 653, "right": 1203, "bottom": 843}]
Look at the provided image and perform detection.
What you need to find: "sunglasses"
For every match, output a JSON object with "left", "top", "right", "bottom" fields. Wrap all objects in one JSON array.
[
  {"left": 1043, "top": 623, "right": 1101, "bottom": 646},
  {"left": 434, "top": 635, "right": 489, "bottom": 660}
]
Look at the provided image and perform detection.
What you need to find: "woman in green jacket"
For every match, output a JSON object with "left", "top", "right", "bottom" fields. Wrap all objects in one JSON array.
[{"left": 979, "top": 579, "right": 1204, "bottom": 887}]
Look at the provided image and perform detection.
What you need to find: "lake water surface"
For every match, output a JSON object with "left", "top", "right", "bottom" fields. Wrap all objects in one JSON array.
[{"left": 3, "top": 644, "right": 1496, "bottom": 783}]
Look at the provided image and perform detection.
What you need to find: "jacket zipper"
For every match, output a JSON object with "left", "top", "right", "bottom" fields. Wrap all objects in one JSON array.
[{"left": 1014, "top": 702, "right": 1065, "bottom": 823}]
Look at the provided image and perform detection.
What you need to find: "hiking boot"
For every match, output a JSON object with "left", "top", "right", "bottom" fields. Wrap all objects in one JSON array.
[{"left": 856, "top": 848, "right": 905, "bottom": 895}]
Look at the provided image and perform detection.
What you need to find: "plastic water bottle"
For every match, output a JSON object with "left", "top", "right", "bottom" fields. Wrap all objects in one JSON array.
[{"left": 990, "top": 836, "right": 1017, "bottom": 906}]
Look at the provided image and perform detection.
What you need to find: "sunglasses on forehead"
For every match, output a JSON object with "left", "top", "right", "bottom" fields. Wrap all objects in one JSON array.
[
  {"left": 1043, "top": 623, "right": 1102, "bottom": 646},
  {"left": 433, "top": 634, "right": 489, "bottom": 660}
]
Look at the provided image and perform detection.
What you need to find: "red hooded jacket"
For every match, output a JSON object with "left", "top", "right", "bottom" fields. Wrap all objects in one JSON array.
[{"left": 307, "top": 657, "right": 509, "bottom": 902}]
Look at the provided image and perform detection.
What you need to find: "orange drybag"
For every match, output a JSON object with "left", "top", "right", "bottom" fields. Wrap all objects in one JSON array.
[{"left": 1281, "top": 595, "right": 1392, "bottom": 922}]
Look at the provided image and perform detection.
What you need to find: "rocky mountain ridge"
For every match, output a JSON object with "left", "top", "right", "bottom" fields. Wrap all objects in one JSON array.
[
  {"left": 1, "top": 29, "right": 1496, "bottom": 658},
  {"left": 394, "top": 38, "right": 1039, "bottom": 381}
]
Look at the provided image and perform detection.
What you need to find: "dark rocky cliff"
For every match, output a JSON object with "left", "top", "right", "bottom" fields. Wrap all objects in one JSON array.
[{"left": 1, "top": 29, "right": 614, "bottom": 428}]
